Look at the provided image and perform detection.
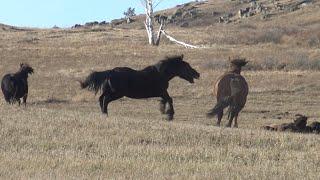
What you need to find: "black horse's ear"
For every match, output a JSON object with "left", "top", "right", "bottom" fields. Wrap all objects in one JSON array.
[
  {"left": 20, "top": 63, "right": 24, "bottom": 67},
  {"left": 180, "top": 54, "right": 184, "bottom": 60}
]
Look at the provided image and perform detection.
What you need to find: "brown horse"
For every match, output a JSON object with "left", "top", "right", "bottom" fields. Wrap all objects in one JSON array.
[{"left": 207, "top": 58, "right": 248, "bottom": 128}]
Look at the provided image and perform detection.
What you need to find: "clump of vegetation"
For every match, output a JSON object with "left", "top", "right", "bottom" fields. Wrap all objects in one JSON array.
[{"left": 123, "top": 7, "right": 136, "bottom": 19}]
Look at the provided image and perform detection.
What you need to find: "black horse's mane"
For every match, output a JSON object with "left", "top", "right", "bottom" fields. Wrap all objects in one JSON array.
[{"left": 144, "top": 55, "right": 184, "bottom": 73}]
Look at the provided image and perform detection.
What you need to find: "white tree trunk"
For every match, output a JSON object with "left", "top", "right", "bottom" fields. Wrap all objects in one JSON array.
[{"left": 144, "top": 0, "right": 155, "bottom": 45}]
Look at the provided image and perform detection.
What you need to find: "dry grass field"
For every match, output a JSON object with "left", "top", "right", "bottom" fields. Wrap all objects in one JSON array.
[{"left": 0, "top": 0, "right": 320, "bottom": 179}]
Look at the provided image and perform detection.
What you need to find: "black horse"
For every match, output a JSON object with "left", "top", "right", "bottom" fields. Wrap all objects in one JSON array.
[
  {"left": 1, "top": 63, "right": 34, "bottom": 106},
  {"left": 80, "top": 55, "right": 200, "bottom": 120}
]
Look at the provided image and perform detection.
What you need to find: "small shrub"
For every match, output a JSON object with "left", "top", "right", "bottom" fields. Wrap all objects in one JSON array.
[
  {"left": 255, "top": 29, "right": 284, "bottom": 44},
  {"left": 307, "top": 35, "right": 320, "bottom": 48},
  {"left": 123, "top": 7, "right": 136, "bottom": 19}
]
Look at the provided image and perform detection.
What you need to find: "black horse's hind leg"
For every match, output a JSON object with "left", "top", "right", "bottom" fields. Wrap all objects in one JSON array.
[
  {"left": 4, "top": 96, "right": 11, "bottom": 104},
  {"left": 100, "top": 93, "right": 123, "bottom": 116},
  {"left": 23, "top": 94, "right": 28, "bottom": 107},
  {"left": 16, "top": 99, "right": 21, "bottom": 106},
  {"left": 159, "top": 98, "right": 167, "bottom": 114},
  {"left": 161, "top": 91, "right": 174, "bottom": 121}
]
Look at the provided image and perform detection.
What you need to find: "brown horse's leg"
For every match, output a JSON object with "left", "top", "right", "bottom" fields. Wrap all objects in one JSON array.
[
  {"left": 234, "top": 114, "right": 239, "bottom": 128},
  {"left": 159, "top": 98, "right": 166, "bottom": 114},
  {"left": 216, "top": 110, "right": 223, "bottom": 126},
  {"left": 226, "top": 109, "right": 236, "bottom": 128}
]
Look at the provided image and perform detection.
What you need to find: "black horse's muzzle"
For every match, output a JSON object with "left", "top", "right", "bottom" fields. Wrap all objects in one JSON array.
[{"left": 187, "top": 69, "right": 200, "bottom": 84}]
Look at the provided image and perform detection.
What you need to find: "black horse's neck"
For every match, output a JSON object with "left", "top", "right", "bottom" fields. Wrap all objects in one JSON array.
[
  {"left": 141, "top": 65, "right": 177, "bottom": 82},
  {"left": 15, "top": 70, "right": 29, "bottom": 80},
  {"left": 153, "top": 61, "right": 179, "bottom": 81}
]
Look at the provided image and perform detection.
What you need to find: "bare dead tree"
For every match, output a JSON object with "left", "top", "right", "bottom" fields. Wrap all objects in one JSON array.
[
  {"left": 140, "top": 0, "right": 201, "bottom": 48},
  {"left": 140, "top": 0, "right": 163, "bottom": 45}
]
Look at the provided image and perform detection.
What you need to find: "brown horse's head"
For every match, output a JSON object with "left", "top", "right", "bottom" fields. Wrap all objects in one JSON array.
[{"left": 229, "top": 57, "right": 248, "bottom": 74}]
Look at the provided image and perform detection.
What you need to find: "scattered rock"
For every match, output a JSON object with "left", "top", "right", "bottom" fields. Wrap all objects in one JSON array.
[
  {"left": 85, "top": 21, "right": 99, "bottom": 27},
  {"left": 238, "top": 1, "right": 265, "bottom": 19},
  {"left": 219, "top": 16, "right": 230, "bottom": 24},
  {"left": 111, "top": 19, "right": 126, "bottom": 26},
  {"left": 72, "top": 24, "right": 82, "bottom": 29},
  {"left": 180, "top": 22, "right": 189, "bottom": 27},
  {"left": 126, "top": 17, "right": 134, "bottom": 24},
  {"left": 154, "top": 14, "right": 168, "bottom": 24}
]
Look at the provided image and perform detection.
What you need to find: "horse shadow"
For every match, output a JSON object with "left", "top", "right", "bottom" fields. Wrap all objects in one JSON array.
[{"left": 30, "top": 98, "right": 69, "bottom": 106}]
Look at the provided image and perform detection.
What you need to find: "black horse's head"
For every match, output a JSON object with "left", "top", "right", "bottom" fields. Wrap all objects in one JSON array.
[
  {"left": 156, "top": 55, "right": 200, "bottom": 83},
  {"left": 20, "top": 63, "right": 34, "bottom": 75}
]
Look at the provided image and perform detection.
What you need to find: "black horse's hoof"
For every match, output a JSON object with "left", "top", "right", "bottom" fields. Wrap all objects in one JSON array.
[
  {"left": 166, "top": 114, "right": 174, "bottom": 121},
  {"left": 101, "top": 111, "right": 108, "bottom": 116}
]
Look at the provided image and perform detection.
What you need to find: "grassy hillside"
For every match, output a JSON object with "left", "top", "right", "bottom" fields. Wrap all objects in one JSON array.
[{"left": 0, "top": 0, "right": 320, "bottom": 179}]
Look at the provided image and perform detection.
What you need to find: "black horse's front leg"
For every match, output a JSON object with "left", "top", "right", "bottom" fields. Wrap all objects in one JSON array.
[
  {"left": 159, "top": 98, "right": 167, "bottom": 114},
  {"left": 161, "top": 91, "right": 174, "bottom": 121},
  {"left": 99, "top": 95, "right": 107, "bottom": 114}
]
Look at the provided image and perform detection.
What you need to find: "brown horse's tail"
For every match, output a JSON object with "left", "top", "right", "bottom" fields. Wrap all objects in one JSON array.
[
  {"left": 207, "top": 96, "right": 233, "bottom": 118},
  {"left": 79, "top": 70, "right": 111, "bottom": 95}
]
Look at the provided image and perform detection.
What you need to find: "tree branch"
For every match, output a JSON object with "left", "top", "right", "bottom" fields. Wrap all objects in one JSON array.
[{"left": 161, "top": 30, "right": 201, "bottom": 49}]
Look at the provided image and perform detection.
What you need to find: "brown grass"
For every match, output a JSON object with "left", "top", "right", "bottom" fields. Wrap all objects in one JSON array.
[{"left": 0, "top": 0, "right": 320, "bottom": 179}]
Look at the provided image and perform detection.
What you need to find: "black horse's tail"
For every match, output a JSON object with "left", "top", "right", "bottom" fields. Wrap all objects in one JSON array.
[
  {"left": 207, "top": 96, "right": 233, "bottom": 118},
  {"left": 79, "top": 70, "right": 111, "bottom": 94}
]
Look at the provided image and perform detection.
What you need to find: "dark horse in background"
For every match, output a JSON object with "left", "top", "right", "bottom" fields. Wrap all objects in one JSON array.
[
  {"left": 80, "top": 55, "right": 200, "bottom": 120},
  {"left": 207, "top": 58, "right": 248, "bottom": 128},
  {"left": 1, "top": 63, "right": 34, "bottom": 106}
]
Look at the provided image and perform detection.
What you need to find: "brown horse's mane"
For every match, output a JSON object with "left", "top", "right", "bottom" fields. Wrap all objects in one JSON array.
[{"left": 230, "top": 58, "right": 248, "bottom": 67}]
